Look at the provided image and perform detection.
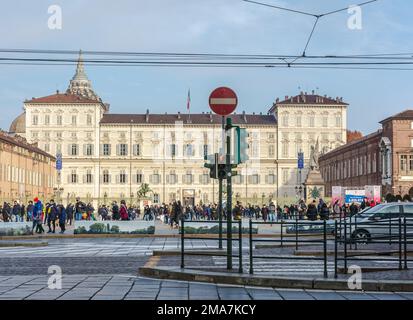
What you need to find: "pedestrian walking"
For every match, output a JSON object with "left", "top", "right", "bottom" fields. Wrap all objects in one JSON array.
[{"left": 58, "top": 204, "right": 66, "bottom": 234}]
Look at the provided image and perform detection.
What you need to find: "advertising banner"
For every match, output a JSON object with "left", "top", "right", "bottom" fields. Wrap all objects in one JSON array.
[{"left": 345, "top": 189, "right": 366, "bottom": 204}]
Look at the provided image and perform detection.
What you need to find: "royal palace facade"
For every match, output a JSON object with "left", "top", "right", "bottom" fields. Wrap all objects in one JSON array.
[{"left": 9, "top": 53, "right": 348, "bottom": 206}]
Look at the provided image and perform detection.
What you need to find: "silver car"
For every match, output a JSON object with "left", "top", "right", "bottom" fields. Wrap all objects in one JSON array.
[{"left": 341, "top": 203, "right": 413, "bottom": 242}]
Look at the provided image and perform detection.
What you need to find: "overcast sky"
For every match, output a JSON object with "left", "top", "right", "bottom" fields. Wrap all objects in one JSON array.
[{"left": 0, "top": 0, "right": 412, "bottom": 134}]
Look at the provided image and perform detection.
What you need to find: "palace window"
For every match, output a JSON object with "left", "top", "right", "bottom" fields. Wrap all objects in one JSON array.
[
  {"left": 203, "top": 144, "right": 209, "bottom": 158},
  {"left": 134, "top": 170, "right": 143, "bottom": 184},
  {"left": 249, "top": 174, "right": 260, "bottom": 184},
  {"left": 102, "top": 144, "right": 111, "bottom": 156},
  {"left": 85, "top": 170, "right": 93, "bottom": 184},
  {"left": 151, "top": 170, "right": 161, "bottom": 184},
  {"left": 133, "top": 144, "right": 141, "bottom": 156},
  {"left": 87, "top": 114, "right": 92, "bottom": 125},
  {"left": 335, "top": 115, "right": 342, "bottom": 127},
  {"left": 118, "top": 144, "right": 128, "bottom": 156},
  {"left": 170, "top": 144, "right": 177, "bottom": 157},
  {"left": 185, "top": 144, "right": 194, "bottom": 157},
  {"left": 32, "top": 115, "right": 38, "bottom": 126},
  {"left": 70, "top": 144, "right": 78, "bottom": 156},
  {"left": 296, "top": 115, "right": 302, "bottom": 127},
  {"left": 267, "top": 172, "right": 276, "bottom": 184},
  {"left": 309, "top": 115, "right": 315, "bottom": 127},
  {"left": 282, "top": 114, "right": 289, "bottom": 127},
  {"left": 167, "top": 171, "right": 177, "bottom": 184},
  {"left": 45, "top": 115, "right": 50, "bottom": 125},
  {"left": 282, "top": 142, "right": 289, "bottom": 158},
  {"left": 200, "top": 172, "right": 210, "bottom": 185},
  {"left": 56, "top": 115, "right": 62, "bottom": 125},
  {"left": 72, "top": 115, "right": 77, "bottom": 125},
  {"left": 70, "top": 170, "right": 78, "bottom": 184},
  {"left": 268, "top": 145, "right": 275, "bottom": 158},
  {"left": 84, "top": 144, "right": 94, "bottom": 156},
  {"left": 119, "top": 170, "right": 127, "bottom": 184},
  {"left": 184, "top": 170, "right": 193, "bottom": 184},
  {"left": 103, "top": 170, "right": 110, "bottom": 184}
]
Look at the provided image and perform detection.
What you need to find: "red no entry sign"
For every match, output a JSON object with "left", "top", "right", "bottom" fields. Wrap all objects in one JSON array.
[{"left": 209, "top": 87, "right": 238, "bottom": 116}]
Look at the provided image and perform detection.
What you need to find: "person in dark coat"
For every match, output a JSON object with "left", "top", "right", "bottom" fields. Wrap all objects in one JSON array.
[
  {"left": 58, "top": 204, "right": 66, "bottom": 234},
  {"left": 19, "top": 204, "right": 25, "bottom": 222},
  {"left": 319, "top": 203, "right": 330, "bottom": 220},
  {"left": 26, "top": 201, "right": 34, "bottom": 221},
  {"left": 306, "top": 200, "right": 318, "bottom": 221},
  {"left": 47, "top": 200, "right": 58, "bottom": 233},
  {"left": 349, "top": 202, "right": 359, "bottom": 216},
  {"left": 66, "top": 203, "right": 74, "bottom": 225},
  {"left": 12, "top": 201, "right": 21, "bottom": 222},
  {"left": 112, "top": 201, "right": 120, "bottom": 220},
  {"left": 2, "top": 202, "right": 11, "bottom": 222}
]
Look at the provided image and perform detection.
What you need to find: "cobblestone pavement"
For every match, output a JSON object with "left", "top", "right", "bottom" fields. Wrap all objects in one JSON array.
[
  {"left": 0, "top": 237, "right": 412, "bottom": 300},
  {"left": 0, "top": 237, "right": 412, "bottom": 279},
  {"left": 0, "top": 275, "right": 412, "bottom": 300}
]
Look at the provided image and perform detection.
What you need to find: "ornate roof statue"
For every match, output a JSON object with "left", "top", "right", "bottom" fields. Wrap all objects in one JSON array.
[{"left": 66, "top": 50, "right": 100, "bottom": 101}]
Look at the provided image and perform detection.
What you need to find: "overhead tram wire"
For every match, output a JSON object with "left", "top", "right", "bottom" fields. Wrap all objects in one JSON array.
[
  {"left": 242, "top": 0, "right": 381, "bottom": 64},
  {"left": 0, "top": 61, "right": 413, "bottom": 71},
  {"left": 1, "top": 48, "right": 412, "bottom": 61},
  {"left": 0, "top": 57, "right": 413, "bottom": 67}
]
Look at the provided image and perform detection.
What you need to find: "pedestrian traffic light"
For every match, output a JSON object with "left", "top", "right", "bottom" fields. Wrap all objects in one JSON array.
[{"left": 235, "top": 128, "right": 249, "bottom": 164}]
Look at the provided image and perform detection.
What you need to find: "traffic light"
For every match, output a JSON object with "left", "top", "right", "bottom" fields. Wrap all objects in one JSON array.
[
  {"left": 218, "top": 164, "right": 226, "bottom": 179},
  {"left": 235, "top": 128, "right": 249, "bottom": 164},
  {"left": 204, "top": 153, "right": 219, "bottom": 179}
]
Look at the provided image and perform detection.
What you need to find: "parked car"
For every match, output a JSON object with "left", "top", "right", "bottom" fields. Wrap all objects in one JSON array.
[{"left": 339, "top": 203, "right": 413, "bottom": 242}]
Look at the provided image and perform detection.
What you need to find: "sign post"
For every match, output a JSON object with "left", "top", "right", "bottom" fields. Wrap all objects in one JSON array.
[{"left": 209, "top": 87, "right": 238, "bottom": 270}]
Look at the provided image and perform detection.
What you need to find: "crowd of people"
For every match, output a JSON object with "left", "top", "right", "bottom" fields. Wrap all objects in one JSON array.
[{"left": 1, "top": 195, "right": 383, "bottom": 234}]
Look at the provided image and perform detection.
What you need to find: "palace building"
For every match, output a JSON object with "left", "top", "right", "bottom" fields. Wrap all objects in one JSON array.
[{"left": 9, "top": 52, "right": 348, "bottom": 206}]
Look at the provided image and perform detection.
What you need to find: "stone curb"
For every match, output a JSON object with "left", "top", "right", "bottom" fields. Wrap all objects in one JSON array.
[
  {"left": 153, "top": 250, "right": 232, "bottom": 257},
  {"left": 0, "top": 233, "right": 308, "bottom": 241},
  {"left": 139, "top": 266, "right": 413, "bottom": 292},
  {"left": 0, "top": 241, "right": 48, "bottom": 247}
]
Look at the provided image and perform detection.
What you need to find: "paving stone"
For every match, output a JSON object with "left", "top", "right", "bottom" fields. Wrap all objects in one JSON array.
[
  {"left": 276, "top": 289, "right": 316, "bottom": 300},
  {"left": 365, "top": 292, "right": 407, "bottom": 300},
  {"left": 305, "top": 290, "right": 347, "bottom": 300},
  {"left": 338, "top": 291, "right": 377, "bottom": 300}
]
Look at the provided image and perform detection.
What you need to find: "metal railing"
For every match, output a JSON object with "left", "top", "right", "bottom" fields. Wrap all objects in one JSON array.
[
  {"left": 334, "top": 216, "right": 412, "bottom": 278},
  {"left": 180, "top": 218, "right": 243, "bottom": 273},
  {"left": 179, "top": 216, "right": 412, "bottom": 279},
  {"left": 249, "top": 219, "right": 330, "bottom": 278}
]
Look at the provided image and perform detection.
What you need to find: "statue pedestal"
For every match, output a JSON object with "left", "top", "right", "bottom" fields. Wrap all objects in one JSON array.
[{"left": 304, "top": 170, "right": 325, "bottom": 202}]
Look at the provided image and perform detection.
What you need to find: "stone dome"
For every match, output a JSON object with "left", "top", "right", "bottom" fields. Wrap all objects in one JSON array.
[{"left": 9, "top": 112, "right": 26, "bottom": 134}]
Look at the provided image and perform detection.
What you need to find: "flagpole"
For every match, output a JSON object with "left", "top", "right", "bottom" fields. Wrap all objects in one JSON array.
[{"left": 187, "top": 88, "right": 191, "bottom": 122}]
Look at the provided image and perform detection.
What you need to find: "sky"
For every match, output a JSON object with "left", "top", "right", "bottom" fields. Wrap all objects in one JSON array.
[{"left": 0, "top": 0, "right": 412, "bottom": 134}]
